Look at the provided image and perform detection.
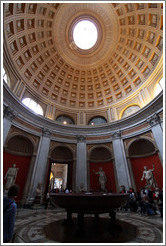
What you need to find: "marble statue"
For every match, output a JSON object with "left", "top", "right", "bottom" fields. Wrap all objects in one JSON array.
[
  {"left": 36, "top": 183, "right": 43, "bottom": 196},
  {"left": 93, "top": 167, "right": 107, "bottom": 192},
  {"left": 4, "top": 164, "right": 19, "bottom": 191},
  {"left": 141, "top": 164, "right": 156, "bottom": 189}
]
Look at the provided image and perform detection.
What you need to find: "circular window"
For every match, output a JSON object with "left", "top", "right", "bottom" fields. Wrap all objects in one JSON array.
[{"left": 73, "top": 20, "right": 98, "bottom": 50}]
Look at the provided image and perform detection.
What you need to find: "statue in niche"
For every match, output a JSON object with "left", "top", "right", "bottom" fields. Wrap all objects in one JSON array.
[
  {"left": 141, "top": 164, "right": 157, "bottom": 189},
  {"left": 4, "top": 164, "right": 19, "bottom": 191},
  {"left": 36, "top": 182, "right": 43, "bottom": 196},
  {"left": 93, "top": 167, "right": 107, "bottom": 192},
  {"left": 79, "top": 183, "right": 86, "bottom": 193},
  {"left": 35, "top": 182, "right": 44, "bottom": 204}
]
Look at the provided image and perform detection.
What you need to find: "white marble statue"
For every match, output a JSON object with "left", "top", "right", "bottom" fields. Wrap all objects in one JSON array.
[
  {"left": 93, "top": 167, "right": 107, "bottom": 192},
  {"left": 36, "top": 183, "right": 43, "bottom": 196},
  {"left": 4, "top": 164, "right": 19, "bottom": 191},
  {"left": 141, "top": 164, "right": 156, "bottom": 189}
]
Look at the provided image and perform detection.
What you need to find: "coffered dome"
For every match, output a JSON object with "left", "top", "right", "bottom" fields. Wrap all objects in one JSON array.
[{"left": 3, "top": 2, "right": 163, "bottom": 122}]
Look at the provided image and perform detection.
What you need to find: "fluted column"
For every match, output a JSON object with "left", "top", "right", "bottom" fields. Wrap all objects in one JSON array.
[
  {"left": 112, "top": 131, "right": 132, "bottom": 191},
  {"left": 3, "top": 106, "right": 17, "bottom": 144},
  {"left": 76, "top": 135, "right": 87, "bottom": 192},
  {"left": 28, "top": 128, "right": 51, "bottom": 199},
  {"left": 147, "top": 113, "right": 163, "bottom": 164}
]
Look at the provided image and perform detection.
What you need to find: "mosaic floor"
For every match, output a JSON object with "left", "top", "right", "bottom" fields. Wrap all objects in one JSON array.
[{"left": 13, "top": 207, "right": 163, "bottom": 244}]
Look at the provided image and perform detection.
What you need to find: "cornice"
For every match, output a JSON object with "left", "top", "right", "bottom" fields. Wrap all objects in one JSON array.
[{"left": 3, "top": 84, "right": 163, "bottom": 138}]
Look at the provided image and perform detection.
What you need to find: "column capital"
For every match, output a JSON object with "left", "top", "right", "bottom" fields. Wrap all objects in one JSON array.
[
  {"left": 42, "top": 128, "right": 51, "bottom": 137},
  {"left": 146, "top": 113, "right": 160, "bottom": 127},
  {"left": 3, "top": 106, "right": 17, "bottom": 121},
  {"left": 77, "top": 135, "right": 86, "bottom": 142},
  {"left": 112, "top": 130, "right": 121, "bottom": 140}
]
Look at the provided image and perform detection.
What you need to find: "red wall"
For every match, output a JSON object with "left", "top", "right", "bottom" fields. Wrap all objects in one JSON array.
[
  {"left": 130, "top": 153, "right": 163, "bottom": 191},
  {"left": 3, "top": 152, "right": 31, "bottom": 203},
  {"left": 89, "top": 162, "right": 116, "bottom": 192}
]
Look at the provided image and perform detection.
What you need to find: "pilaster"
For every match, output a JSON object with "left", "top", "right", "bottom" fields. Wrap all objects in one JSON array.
[
  {"left": 27, "top": 128, "right": 51, "bottom": 199},
  {"left": 112, "top": 131, "right": 132, "bottom": 191},
  {"left": 146, "top": 113, "right": 163, "bottom": 163},
  {"left": 76, "top": 135, "right": 87, "bottom": 192}
]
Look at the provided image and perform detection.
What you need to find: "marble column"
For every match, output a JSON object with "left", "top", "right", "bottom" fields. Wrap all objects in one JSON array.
[
  {"left": 21, "top": 154, "right": 36, "bottom": 204},
  {"left": 28, "top": 128, "right": 51, "bottom": 199},
  {"left": 147, "top": 113, "right": 163, "bottom": 164},
  {"left": 3, "top": 106, "right": 17, "bottom": 144},
  {"left": 72, "top": 159, "right": 76, "bottom": 192},
  {"left": 76, "top": 135, "right": 87, "bottom": 192},
  {"left": 112, "top": 131, "right": 132, "bottom": 191}
]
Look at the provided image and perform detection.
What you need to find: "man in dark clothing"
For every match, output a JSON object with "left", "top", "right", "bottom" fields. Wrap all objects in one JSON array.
[{"left": 3, "top": 185, "right": 19, "bottom": 243}]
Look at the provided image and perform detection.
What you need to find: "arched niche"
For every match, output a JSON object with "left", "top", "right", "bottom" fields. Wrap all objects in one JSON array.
[
  {"left": 89, "top": 146, "right": 116, "bottom": 192},
  {"left": 56, "top": 115, "right": 75, "bottom": 125},
  {"left": 128, "top": 138, "right": 156, "bottom": 157},
  {"left": 121, "top": 105, "right": 140, "bottom": 119},
  {"left": 50, "top": 146, "right": 73, "bottom": 161},
  {"left": 88, "top": 116, "right": 107, "bottom": 125},
  {"left": 5, "top": 135, "right": 34, "bottom": 154},
  {"left": 128, "top": 138, "right": 163, "bottom": 191},
  {"left": 3, "top": 135, "right": 34, "bottom": 202}
]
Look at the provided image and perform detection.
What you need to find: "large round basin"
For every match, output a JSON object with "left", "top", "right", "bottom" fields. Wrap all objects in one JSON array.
[{"left": 50, "top": 192, "right": 129, "bottom": 214}]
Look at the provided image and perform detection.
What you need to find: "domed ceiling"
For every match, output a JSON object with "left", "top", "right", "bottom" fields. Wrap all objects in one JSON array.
[{"left": 3, "top": 3, "right": 163, "bottom": 113}]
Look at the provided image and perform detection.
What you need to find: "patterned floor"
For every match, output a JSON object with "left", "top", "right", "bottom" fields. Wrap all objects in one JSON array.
[{"left": 13, "top": 207, "right": 163, "bottom": 244}]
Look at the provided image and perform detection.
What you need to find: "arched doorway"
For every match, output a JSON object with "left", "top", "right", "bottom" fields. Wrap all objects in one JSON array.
[
  {"left": 129, "top": 138, "right": 163, "bottom": 191},
  {"left": 48, "top": 146, "right": 73, "bottom": 192},
  {"left": 89, "top": 146, "right": 116, "bottom": 192}
]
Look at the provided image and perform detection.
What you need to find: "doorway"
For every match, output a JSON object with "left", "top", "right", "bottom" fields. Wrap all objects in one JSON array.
[{"left": 49, "top": 163, "right": 68, "bottom": 192}]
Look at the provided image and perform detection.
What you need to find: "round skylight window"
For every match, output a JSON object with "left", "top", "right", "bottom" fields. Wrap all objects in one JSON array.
[{"left": 73, "top": 20, "right": 98, "bottom": 50}]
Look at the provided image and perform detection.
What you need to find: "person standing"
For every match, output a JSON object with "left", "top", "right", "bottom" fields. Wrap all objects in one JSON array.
[{"left": 3, "top": 185, "right": 19, "bottom": 243}]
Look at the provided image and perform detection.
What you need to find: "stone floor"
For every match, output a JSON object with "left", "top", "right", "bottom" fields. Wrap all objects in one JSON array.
[{"left": 13, "top": 207, "right": 163, "bottom": 244}]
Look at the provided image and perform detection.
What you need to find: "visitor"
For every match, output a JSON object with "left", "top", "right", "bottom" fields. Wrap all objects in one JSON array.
[
  {"left": 64, "top": 188, "right": 69, "bottom": 193},
  {"left": 3, "top": 184, "right": 19, "bottom": 243},
  {"left": 158, "top": 188, "right": 163, "bottom": 217},
  {"left": 45, "top": 192, "right": 50, "bottom": 209}
]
